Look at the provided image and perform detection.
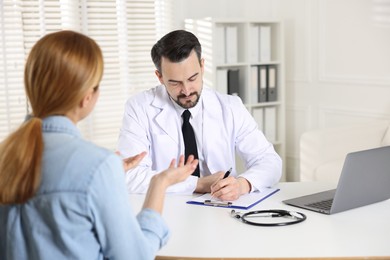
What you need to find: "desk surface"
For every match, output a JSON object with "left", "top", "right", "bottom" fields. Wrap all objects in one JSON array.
[{"left": 129, "top": 182, "right": 390, "bottom": 260}]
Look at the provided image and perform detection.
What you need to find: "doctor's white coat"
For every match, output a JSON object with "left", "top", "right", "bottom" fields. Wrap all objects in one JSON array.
[{"left": 118, "top": 85, "right": 282, "bottom": 194}]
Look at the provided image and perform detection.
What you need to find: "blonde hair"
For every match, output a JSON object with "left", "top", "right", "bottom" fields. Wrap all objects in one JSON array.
[{"left": 0, "top": 30, "right": 103, "bottom": 204}]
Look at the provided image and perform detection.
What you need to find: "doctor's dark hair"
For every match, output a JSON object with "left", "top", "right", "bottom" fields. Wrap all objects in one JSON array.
[
  {"left": 151, "top": 30, "right": 202, "bottom": 72},
  {"left": 0, "top": 30, "right": 103, "bottom": 204}
]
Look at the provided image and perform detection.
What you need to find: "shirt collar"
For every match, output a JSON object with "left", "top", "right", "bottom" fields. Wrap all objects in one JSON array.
[
  {"left": 41, "top": 115, "right": 81, "bottom": 137},
  {"left": 170, "top": 94, "right": 203, "bottom": 119}
]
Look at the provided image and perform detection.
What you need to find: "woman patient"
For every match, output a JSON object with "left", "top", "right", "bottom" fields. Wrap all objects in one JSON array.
[{"left": 0, "top": 30, "right": 198, "bottom": 260}]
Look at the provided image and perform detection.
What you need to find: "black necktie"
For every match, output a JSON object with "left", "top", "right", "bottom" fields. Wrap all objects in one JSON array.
[{"left": 182, "top": 110, "right": 200, "bottom": 177}]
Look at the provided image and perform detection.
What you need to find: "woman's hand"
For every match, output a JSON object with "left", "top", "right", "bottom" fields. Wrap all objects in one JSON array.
[
  {"left": 156, "top": 155, "right": 198, "bottom": 188},
  {"left": 117, "top": 151, "right": 147, "bottom": 172},
  {"left": 143, "top": 155, "right": 198, "bottom": 214}
]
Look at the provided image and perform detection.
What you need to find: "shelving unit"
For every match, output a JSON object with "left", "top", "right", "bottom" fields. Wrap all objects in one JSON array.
[{"left": 184, "top": 18, "right": 286, "bottom": 180}]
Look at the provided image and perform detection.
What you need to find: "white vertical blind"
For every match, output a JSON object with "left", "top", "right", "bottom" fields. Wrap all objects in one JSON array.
[
  {"left": 0, "top": 0, "right": 173, "bottom": 149},
  {"left": 0, "top": 1, "right": 28, "bottom": 138}
]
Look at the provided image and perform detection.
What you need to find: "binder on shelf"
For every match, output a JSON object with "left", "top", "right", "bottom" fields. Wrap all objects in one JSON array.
[
  {"left": 225, "top": 26, "right": 238, "bottom": 63},
  {"left": 249, "top": 25, "right": 260, "bottom": 62},
  {"left": 252, "top": 107, "right": 264, "bottom": 132},
  {"left": 227, "top": 69, "right": 240, "bottom": 97},
  {"left": 258, "top": 65, "right": 267, "bottom": 103},
  {"left": 250, "top": 66, "right": 258, "bottom": 104},
  {"left": 215, "top": 26, "right": 226, "bottom": 64},
  {"left": 216, "top": 69, "right": 228, "bottom": 94},
  {"left": 267, "top": 65, "right": 277, "bottom": 102},
  {"left": 264, "top": 106, "right": 277, "bottom": 142},
  {"left": 259, "top": 25, "right": 271, "bottom": 62}
]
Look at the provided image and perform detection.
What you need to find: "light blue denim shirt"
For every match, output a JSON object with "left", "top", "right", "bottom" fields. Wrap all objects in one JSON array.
[{"left": 0, "top": 116, "right": 169, "bottom": 260}]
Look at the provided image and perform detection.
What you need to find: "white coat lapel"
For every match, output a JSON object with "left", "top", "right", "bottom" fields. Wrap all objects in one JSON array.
[{"left": 152, "top": 85, "right": 180, "bottom": 144}]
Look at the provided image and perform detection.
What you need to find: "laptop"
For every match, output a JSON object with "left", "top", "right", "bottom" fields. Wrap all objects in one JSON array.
[{"left": 283, "top": 146, "right": 390, "bottom": 214}]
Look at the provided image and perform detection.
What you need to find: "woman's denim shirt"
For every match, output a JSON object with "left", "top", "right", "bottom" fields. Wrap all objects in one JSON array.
[{"left": 0, "top": 116, "right": 169, "bottom": 260}]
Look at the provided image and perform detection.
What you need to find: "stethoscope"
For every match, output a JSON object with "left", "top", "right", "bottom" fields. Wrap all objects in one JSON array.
[{"left": 230, "top": 209, "right": 307, "bottom": 226}]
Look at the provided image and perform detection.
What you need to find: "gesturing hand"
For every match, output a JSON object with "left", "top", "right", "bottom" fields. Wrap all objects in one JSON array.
[
  {"left": 117, "top": 151, "right": 147, "bottom": 172},
  {"left": 158, "top": 155, "right": 199, "bottom": 187}
]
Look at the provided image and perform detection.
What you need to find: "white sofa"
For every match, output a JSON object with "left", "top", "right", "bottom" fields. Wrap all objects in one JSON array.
[{"left": 299, "top": 120, "right": 390, "bottom": 183}]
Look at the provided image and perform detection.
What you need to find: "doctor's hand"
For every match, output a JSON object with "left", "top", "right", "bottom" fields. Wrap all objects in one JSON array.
[
  {"left": 117, "top": 151, "right": 147, "bottom": 172},
  {"left": 210, "top": 177, "right": 251, "bottom": 201},
  {"left": 194, "top": 171, "right": 225, "bottom": 193}
]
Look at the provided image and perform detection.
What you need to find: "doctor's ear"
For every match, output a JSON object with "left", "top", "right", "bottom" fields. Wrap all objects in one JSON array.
[{"left": 155, "top": 70, "right": 164, "bottom": 84}]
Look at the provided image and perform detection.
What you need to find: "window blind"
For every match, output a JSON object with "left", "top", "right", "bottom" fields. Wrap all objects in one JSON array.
[
  {"left": 0, "top": 0, "right": 173, "bottom": 149},
  {"left": 0, "top": 1, "right": 27, "bottom": 141}
]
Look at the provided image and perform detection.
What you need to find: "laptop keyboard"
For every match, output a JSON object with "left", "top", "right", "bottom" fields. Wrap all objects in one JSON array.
[{"left": 306, "top": 198, "right": 334, "bottom": 211}]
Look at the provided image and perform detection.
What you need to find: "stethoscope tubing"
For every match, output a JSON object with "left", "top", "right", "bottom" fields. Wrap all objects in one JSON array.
[{"left": 231, "top": 209, "right": 307, "bottom": 226}]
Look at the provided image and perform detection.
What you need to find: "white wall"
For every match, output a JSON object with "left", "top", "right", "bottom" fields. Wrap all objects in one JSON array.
[
  {"left": 172, "top": 0, "right": 279, "bottom": 27},
  {"left": 173, "top": 0, "right": 390, "bottom": 181}
]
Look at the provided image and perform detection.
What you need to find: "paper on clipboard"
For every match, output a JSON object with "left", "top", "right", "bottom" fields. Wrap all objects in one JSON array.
[{"left": 186, "top": 187, "right": 280, "bottom": 210}]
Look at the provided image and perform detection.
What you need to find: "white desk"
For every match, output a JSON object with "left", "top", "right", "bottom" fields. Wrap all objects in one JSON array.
[{"left": 129, "top": 182, "right": 390, "bottom": 259}]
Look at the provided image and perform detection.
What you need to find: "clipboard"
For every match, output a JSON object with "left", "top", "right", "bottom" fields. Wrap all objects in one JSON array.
[{"left": 186, "top": 187, "right": 280, "bottom": 210}]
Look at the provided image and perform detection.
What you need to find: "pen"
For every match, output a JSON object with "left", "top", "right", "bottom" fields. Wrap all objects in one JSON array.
[
  {"left": 211, "top": 167, "right": 233, "bottom": 198},
  {"left": 223, "top": 167, "right": 232, "bottom": 179}
]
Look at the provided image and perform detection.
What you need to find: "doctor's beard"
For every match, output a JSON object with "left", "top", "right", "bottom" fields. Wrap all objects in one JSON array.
[{"left": 173, "top": 86, "right": 203, "bottom": 109}]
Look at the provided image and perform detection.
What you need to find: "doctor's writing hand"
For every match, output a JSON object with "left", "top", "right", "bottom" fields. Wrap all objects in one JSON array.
[
  {"left": 194, "top": 171, "right": 225, "bottom": 193},
  {"left": 117, "top": 151, "right": 147, "bottom": 172},
  {"left": 210, "top": 177, "right": 251, "bottom": 201}
]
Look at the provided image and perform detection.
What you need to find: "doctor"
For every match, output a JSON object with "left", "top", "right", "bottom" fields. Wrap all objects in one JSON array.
[{"left": 118, "top": 30, "right": 282, "bottom": 201}]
